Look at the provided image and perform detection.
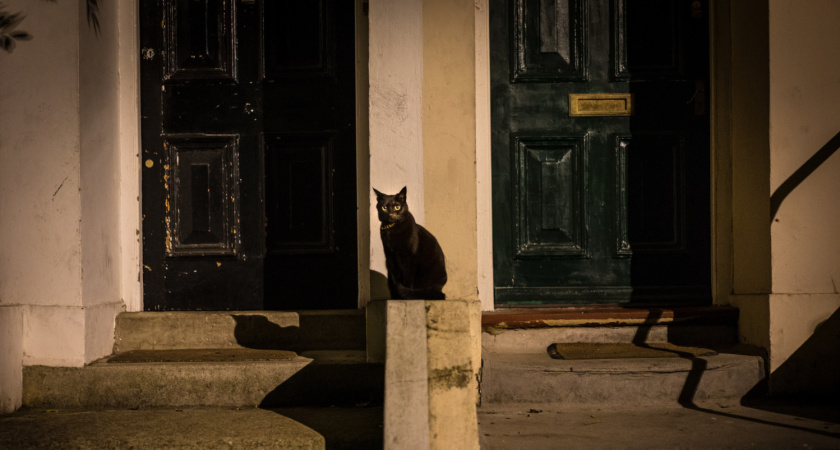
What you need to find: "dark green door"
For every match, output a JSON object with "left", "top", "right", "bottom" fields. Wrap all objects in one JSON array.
[
  {"left": 491, "top": 0, "right": 711, "bottom": 305},
  {"left": 141, "top": 0, "right": 357, "bottom": 310}
]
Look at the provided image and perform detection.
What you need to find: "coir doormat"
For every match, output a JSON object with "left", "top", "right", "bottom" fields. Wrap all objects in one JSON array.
[
  {"left": 547, "top": 342, "right": 718, "bottom": 360},
  {"left": 107, "top": 348, "right": 297, "bottom": 363}
]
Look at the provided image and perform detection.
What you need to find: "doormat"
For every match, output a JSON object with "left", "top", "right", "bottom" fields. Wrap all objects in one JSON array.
[
  {"left": 107, "top": 348, "right": 297, "bottom": 363},
  {"left": 547, "top": 342, "right": 718, "bottom": 360}
]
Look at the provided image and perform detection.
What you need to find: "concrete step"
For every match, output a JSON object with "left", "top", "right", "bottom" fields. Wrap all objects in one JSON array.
[
  {"left": 481, "top": 307, "right": 740, "bottom": 353},
  {"left": 114, "top": 310, "right": 366, "bottom": 353},
  {"left": 479, "top": 349, "right": 765, "bottom": 407},
  {"left": 23, "top": 350, "right": 383, "bottom": 409},
  {"left": 0, "top": 406, "right": 384, "bottom": 450},
  {"left": 477, "top": 403, "right": 840, "bottom": 449}
]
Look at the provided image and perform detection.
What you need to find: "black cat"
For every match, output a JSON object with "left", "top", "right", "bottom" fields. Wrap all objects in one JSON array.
[{"left": 374, "top": 186, "right": 447, "bottom": 300}]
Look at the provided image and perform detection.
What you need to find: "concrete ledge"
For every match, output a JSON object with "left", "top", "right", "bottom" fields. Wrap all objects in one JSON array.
[{"left": 384, "top": 300, "right": 479, "bottom": 450}]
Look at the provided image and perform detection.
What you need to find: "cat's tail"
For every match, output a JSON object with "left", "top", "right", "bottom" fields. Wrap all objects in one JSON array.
[{"left": 395, "top": 284, "right": 446, "bottom": 300}]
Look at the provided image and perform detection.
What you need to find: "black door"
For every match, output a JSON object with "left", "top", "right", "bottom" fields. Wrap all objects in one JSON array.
[
  {"left": 141, "top": 0, "right": 358, "bottom": 310},
  {"left": 491, "top": 0, "right": 710, "bottom": 305}
]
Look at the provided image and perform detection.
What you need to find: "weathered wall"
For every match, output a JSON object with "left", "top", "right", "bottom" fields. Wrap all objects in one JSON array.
[
  {"left": 767, "top": 0, "right": 840, "bottom": 394},
  {"left": 368, "top": 0, "right": 425, "bottom": 299}
]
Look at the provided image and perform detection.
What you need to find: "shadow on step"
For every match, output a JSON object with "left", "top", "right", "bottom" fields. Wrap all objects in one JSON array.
[
  {"left": 229, "top": 314, "right": 383, "bottom": 407},
  {"left": 268, "top": 407, "right": 384, "bottom": 450},
  {"left": 257, "top": 352, "right": 384, "bottom": 408},
  {"left": 231, "top": 313, "right": 385, "bottom": 448},
  {"left": 631, "top": 309, "right": 840, "bottom": 439}
]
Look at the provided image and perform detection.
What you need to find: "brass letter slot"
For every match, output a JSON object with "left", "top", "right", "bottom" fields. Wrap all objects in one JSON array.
[{"left": 569, "top": 93, "right": 633, "bottom": 117}]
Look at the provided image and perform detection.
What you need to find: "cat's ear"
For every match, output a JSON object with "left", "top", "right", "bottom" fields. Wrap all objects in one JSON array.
[
  {"left": 373, "top": 188, "right": 384, "bottom": 200},
  {"left": 397, "top": 186, "right": 407, "bottom": 202}
]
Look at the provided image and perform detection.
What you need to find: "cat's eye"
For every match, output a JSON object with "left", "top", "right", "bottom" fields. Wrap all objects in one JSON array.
[
  {"left": 394, "top": 205, "right": 401, "bottom": 211},
  {"left": 381, "top": 206, "right": 387, "bottom": 212}
]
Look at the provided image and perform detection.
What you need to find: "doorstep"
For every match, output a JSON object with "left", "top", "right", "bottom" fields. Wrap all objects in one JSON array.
[{"left": 482, "top": 306, "right": 739, "bottom": 330}]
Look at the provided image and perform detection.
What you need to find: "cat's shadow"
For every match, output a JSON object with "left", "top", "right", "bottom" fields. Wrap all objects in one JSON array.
[{"left": 230, "top": 314, "right": 300, "bottom": 350}]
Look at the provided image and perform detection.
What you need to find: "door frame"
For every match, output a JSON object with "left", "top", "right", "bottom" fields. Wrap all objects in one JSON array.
[
  {"left": 120, "top": 0, "right": 372, "bottom": 312},
  {"left": 475, "top": 0, "right": 735, "bottom": 311}
]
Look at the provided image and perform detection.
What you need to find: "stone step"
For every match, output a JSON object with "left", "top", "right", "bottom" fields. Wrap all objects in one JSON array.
[
  {"left": 23, "top": 350, "right": 383, "bottom": 409},
  {"left": 0, "top": 408, "right": 326, "bottom": 449},
  {"left": 114, "top": 310, "right": 366, "bottom": 353},
  {"left": 0, "top": 406, "right": 385, "bottom": 450},
  {"left": 481, "top": 306, "right": 739, "bottom": 353},
  {"left": 479, "top": 349, "right": 765, "bottom": 407}
]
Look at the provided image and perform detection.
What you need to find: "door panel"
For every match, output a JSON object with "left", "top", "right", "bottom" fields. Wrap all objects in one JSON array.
[
  {"left": 142, "top": 0, "right": 357, "bottom": 311},
  {"left": 491, "top": 0, "right": 710, "bottom": 306}
]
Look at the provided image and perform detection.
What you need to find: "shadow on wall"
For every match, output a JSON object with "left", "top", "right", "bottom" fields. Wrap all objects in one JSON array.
[
  {"left": 769, "top": 307, "right": 840, "bottom": 398},
  {"left": 770, "top": 130, "right": 840, "bottom": 222}
]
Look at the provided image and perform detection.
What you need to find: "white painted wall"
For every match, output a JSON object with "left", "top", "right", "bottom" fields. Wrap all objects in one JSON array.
[
  {"left": 0, "top": 0, "right": 84, "bottom": 311},
  {"left": 0, "top": 0, "right": 125, "bottom": 377},
  {"left": 767, "top": 0, "right": 840, "bottom": 393},
  {"left": 368, "top": 0, "right": 425, "bottom": 298},
  {"left": 0, "top": 0, "right": 86, "bottom": 367}
]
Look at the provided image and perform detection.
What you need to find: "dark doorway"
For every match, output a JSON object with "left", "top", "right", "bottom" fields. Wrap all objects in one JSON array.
[
  {"left": 141, "top": 0, "right": 358, "bottom": 311},
  {"left": 490, "top": 0, "right": 711, "bottom": 306}
]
